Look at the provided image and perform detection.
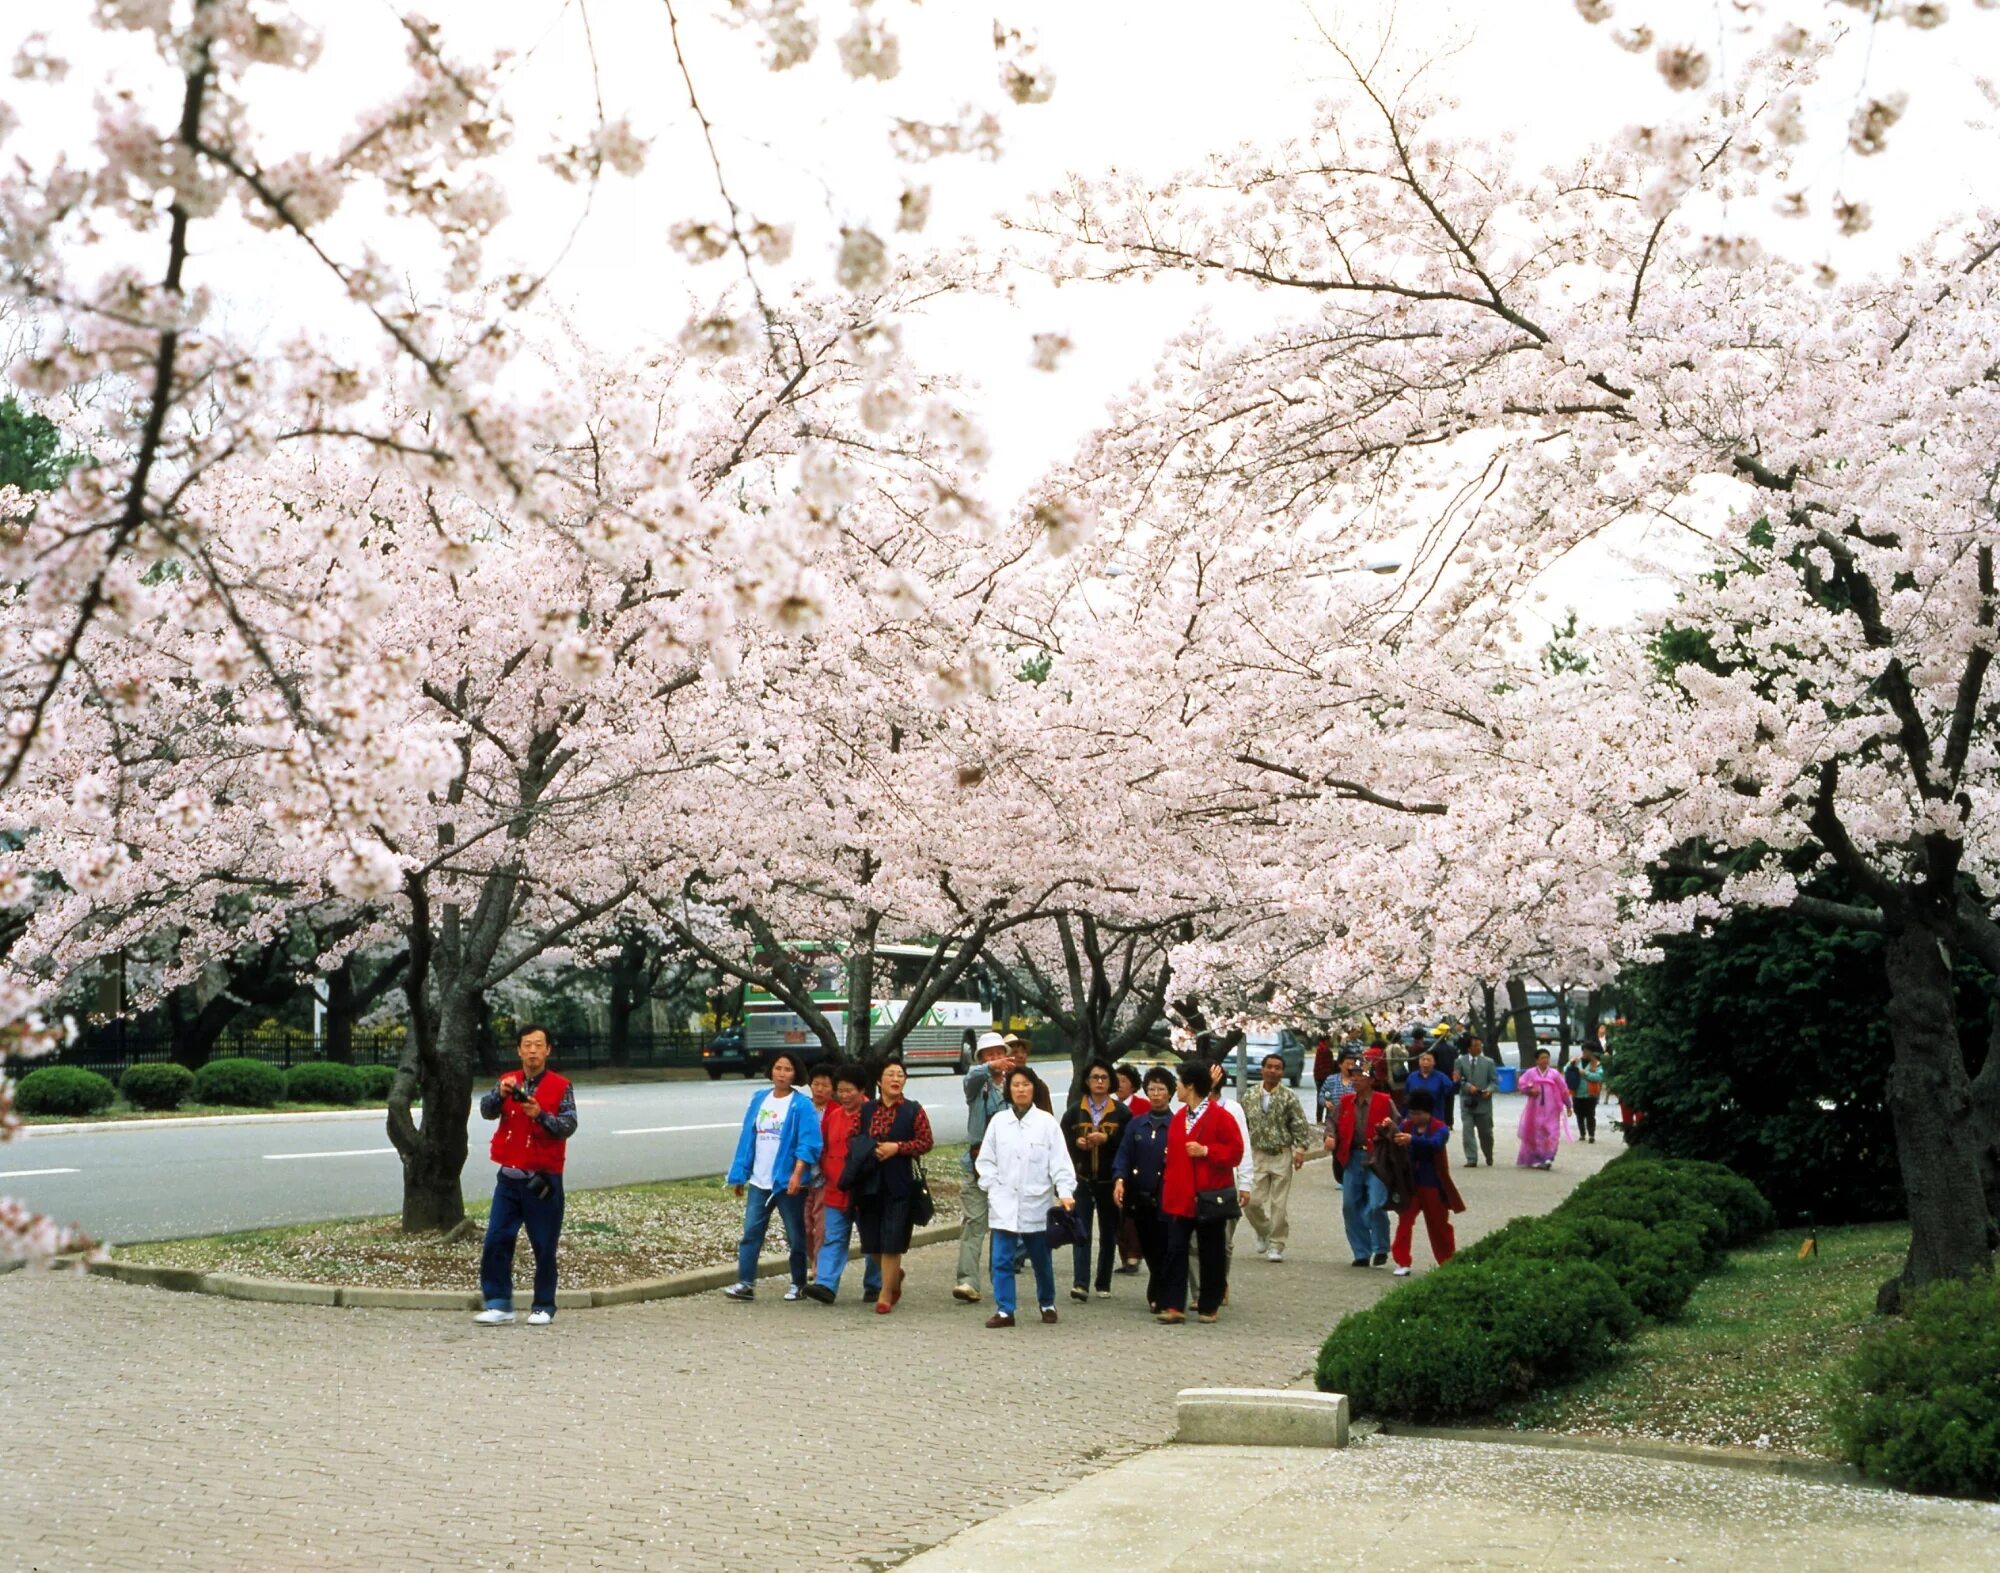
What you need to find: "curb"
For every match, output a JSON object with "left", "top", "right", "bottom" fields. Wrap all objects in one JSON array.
[
  {"left": 28, "top": 1107, "right": 397, "bottom": 1137},
  {"left": 84, "top": 1221, "right": 966, "bottom": 1312},
  {"left": 1373, "top": 1421, "right": 1870, "bottom": 1488}
]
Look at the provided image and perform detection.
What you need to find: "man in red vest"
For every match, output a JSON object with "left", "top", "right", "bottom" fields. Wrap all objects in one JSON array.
[{"left": 475, "top": 1024, "right": 578, "bottom": 1326}]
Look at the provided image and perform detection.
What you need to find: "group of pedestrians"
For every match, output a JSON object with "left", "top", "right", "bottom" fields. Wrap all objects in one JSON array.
[
  {"left": 954, "top": 1033, "right": 1262, "bottom": 1325},
  {"left": 466, "top": 1018, "right": 1613, "bottom": 1327}
]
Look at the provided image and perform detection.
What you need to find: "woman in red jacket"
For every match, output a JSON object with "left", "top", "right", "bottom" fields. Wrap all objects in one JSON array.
[{"left": 1156, "top": 1060, "right": 1245, "bottom": 1325}]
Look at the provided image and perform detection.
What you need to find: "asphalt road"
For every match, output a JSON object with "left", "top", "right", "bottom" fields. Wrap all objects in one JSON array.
[{"left": 6, "top": 1064, "right": 1078, "bottom": 1244}]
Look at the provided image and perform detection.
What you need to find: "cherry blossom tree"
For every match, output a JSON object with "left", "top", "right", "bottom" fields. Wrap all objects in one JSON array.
[{"left": 1011, "top": 30, "right": 2000, "bottom": 1288}]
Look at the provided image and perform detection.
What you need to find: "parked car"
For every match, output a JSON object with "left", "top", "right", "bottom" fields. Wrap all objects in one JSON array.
[
  {"left": 1215, "top": 1029, "right": 1305, "bottom": 1089},
  {"left": 701, "top": 1028, "right": 748, "bottom": 1080}
]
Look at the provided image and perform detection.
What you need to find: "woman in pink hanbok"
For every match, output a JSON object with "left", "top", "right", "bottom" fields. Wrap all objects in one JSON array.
[{"left": 1515, "top": 1048, "right": 1572, "bottom": 1169}]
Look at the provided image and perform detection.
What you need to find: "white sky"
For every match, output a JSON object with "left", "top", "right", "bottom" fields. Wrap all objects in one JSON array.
[{"left": 7, "top": 0, "right": 1997, "bottom": 635}]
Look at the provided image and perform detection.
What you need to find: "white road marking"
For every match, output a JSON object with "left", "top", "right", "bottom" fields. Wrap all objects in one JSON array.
[
  {"left": 0, "top": 1167, "right": 80, "bottom": 1178},
  {"left": 262, "top": 1147, "right": 396, "bottom": 1161},
  {"left": 612, "top": 1122, "right": 739, "bottom": 1136}
]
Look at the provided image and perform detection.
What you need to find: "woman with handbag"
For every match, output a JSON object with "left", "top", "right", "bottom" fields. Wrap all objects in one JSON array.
[
  {"left": 1156, "top": 1060, "right": 1245, "bottom": 1325},
  {"left": 1059, "top": 1057, "right": 1130, "bottom": 1302},
  {"left": 974, "top": 1065, "right": 1078, "bottom": 1328},
  {"left": 839, "top": 1059, "right": 934, "bottom": 1315},
  {"left": 1112, "top": 1064, "right": 1178, "bottom": 1311}
]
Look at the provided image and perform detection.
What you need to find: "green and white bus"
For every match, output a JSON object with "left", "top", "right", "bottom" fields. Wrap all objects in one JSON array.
[{"left": 742, "top": 943, "right": 991, "bottom": 1075}]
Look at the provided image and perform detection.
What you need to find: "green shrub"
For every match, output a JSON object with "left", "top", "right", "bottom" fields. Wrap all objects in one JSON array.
[
  {"left": 1317, "top": 1256, "right": 1634, "bottom": 1420},
  {"left": 192, "top": 1057, "right": 285, "bottom": 1107},
  {"left": 353, "top": 1064, "right": 396, "bottom": 1101},
  {"left": 119, "top": 1062, "right": 196, "bottom": 1112},
  {"left": 284, "top": 1061, "right": 363, "bottom": 1105},
  {"left": 1451, "top": 1211, "right": 1707, "bottom": 1322},
  {"left": 1571, "top": 1157, "right": 1774, "bottom": 1250},
  {"left": 14, "top": 1065, "right": 117, "bottom": 1117},
  {"left": 1317, "top": 1156, "right": 1772, "bottom": 1422},
  {"left": 1834, "top": 1270, "right": 2000, "bottom": 1498},
  {"left": 1557, "top": 1167, "right": 1731, "bottom": 1259},
  {"left": 1658, "top": 1160, "right": 1777, "bottom": 1243}
]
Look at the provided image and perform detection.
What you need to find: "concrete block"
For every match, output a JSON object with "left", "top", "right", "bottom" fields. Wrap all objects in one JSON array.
[
  {"left": 1173, "top": 1388, "right": 1350, "bottom": 1448},
  {"left": 553, "top": 1288, "right": 594, "bottom": 1311},
  {"left": 90, "top": 1260, "right": 207, "bottom": 1294},
  {"left": 201, "top": 1274, "right": 339, "bottom": 1307},
  {"left": 335, "top": 1285, "right": 481, "bottom": 1311}
]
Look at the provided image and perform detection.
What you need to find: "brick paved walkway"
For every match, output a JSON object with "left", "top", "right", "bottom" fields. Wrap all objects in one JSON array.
[{"left": 2, "top": 1122, "right": 1617, "bottom": 1571}]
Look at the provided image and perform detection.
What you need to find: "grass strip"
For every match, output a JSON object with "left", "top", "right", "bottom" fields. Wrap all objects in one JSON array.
[{"left": 1497, "top": 1220, "right": 1909, "bottom": 1460}]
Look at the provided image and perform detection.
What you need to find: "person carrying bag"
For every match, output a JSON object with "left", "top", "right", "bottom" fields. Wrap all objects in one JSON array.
[{"left": 1154, "top": 1060, "right": 1245, "bottom": 1325}]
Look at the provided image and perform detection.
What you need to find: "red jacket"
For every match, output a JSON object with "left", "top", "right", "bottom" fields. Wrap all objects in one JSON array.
[
  {"left": 1335, "top": 1090, "right": 1397, "bottom": 1169},
  {"left": 489, "top": 1070, "right": 572, "bottom": 1174},
  {"left": 1161, "top": 1099, "right": 1245, "bottom": 1220},
  {"left": 820, "top": 1102, "right": 864, "bottom": 1211}
]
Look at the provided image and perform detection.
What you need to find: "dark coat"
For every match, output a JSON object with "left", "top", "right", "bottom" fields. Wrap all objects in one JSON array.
[
  {"left": 1371, "top": 1120, "right": 1467, "bottom": 1215},
  {"left": 839, "top": 1098, "right": 925, "bottom": 1202}
]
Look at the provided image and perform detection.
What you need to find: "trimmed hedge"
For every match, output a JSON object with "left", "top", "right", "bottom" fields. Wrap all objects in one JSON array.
[
  {"left": 1316, "top": 1154, "right": 1772, "bottom": 1421},
  {"left": 1452, "top": 1212, "right": 1707, "bottom": 1321},
  {"left": 1566, "top": 1157, "right": 1773, "bottom": 1250},
  {"left": 119, "top": 1062, "right": 196, "bottom": 1112},
  {"left": 353, "top": 1063, "right": 397, "bottom": 1101},
  {"left": 14, "top": 1065, "right": 117, "bottom": 1117},
  {"left": 284, "top": 1061, "right": 363, "bottom": 1105},
  {"left": 1316, "top": 1256, "right": 1635, "bottom": 1421},
  {"left": 1834, "top": 1270, "right": 2000, "bottom": 1498},
  {"left": 191, "top": 1057, "right": 285, "bottom": 1108}
]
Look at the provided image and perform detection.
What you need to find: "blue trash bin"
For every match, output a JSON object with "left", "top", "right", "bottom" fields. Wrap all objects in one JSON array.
[{"left": 1496, "top": 1066, "right": 1518, "bottom": 1095}]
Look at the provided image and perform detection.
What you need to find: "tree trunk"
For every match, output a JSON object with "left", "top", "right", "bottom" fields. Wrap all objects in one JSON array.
[
  {"left": 392, "top": 997, "right": 475, "bottom": 1233},
  {"left": 324, "top": 959, "right": 357, "bottom": 1064},
  {"left": 1973, "top": 1010, "right": 2000, "bottom": 1234},
  {"left": 1555, "top": 988, "right": 1573, "bottom": 1065},
  {"left": 1505, "top": 976, "right": 1534, "bottom": 1065},
  {"left": 845, "top": 926, "right": 877, "bottom": 1063},
  {"left": 1878, "top": 923, "right": 1996, "bottom": 1307},
  {"left": 167, "top": 983, "right": 242, "bottom": 1069},
  {"left": 1474, "top": 984, "right": 1502, "bottom": 1057},
  {"left": 471, "top": 993, "right": 499, "bottom": 1078},
  {"left": 606, "top": 934, "right": 645, "bottom": 1069}
]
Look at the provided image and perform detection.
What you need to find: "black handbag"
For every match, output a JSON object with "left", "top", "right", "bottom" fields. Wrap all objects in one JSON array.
[
  {"left": 1045, "top": 1203, "right": 1086, "bottom": 1249},
  {"left": 1195, "top": 1186, "right": 1241, "bottom": 1223},
  {"left": 908, "top": 1156, "right": 936, "bottom": 1227}
]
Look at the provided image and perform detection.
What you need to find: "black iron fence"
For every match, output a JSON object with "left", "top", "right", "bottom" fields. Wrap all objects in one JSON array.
[{"left": 50, "top": 1021, "right": 709, "bottom": 1081}]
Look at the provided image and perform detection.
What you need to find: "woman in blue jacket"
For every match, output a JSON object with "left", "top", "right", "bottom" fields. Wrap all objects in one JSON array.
[
  {"left": 722, "top": 1050, "right": 824, "bottom": 1302},
  {"left": 1111, "top": 1065, "right": 1178, "bottom": 1313}
]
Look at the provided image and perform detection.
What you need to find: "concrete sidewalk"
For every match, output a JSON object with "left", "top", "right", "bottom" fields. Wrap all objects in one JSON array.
[{"left": 900, "top": 1436, "right": 2000, "bottom": 1571}]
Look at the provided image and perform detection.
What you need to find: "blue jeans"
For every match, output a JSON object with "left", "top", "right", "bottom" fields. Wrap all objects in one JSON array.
[
  {"left": 737, "top": 1183, "right": 808, "bottom": 1288},
  {"left": 1341, "top": 1155, "right": 1390, "bottom": 1261},
  {"left": 481, "top": 1171, "right": 564, "bottom": 1314},
  {"left": 991, "top": 1229, "right": 1055, "bottom": 1318},
  {"left": 813, "top": 1202, "right": 882, "bottom": 1300}
]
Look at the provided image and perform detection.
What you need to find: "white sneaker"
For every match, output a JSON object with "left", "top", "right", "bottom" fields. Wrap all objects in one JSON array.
[
  {"left": 472, "top": 1308, "right": 515, "bottom": 1325},
  {"left": 1266, "top": 1247, "right": 1285, "bottom": 1263},
  {"left": 1253, "top": 1235, "right": 1270, "bottom": 1255},
  {"left": 526, "top": 1309, "right": 553, "bottom": 1326},
  {"left": 722, "top": 1282, "right": 755, "bottom": 1301},
  {"left": 783, "top": 1283, "right": 803, "bottom": 1302},
  {"left": 1392, "top": 1266, "right": 1412, "bottom": 1277}
]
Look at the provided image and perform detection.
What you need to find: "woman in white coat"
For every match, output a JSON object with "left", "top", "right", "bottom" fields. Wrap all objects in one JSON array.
[{"left": 975, "top": 1066, "right": 1077, "bottom": 1328}]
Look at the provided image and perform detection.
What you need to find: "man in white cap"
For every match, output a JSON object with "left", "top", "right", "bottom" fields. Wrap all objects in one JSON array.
[{"left": 953, "top": 1030, "right": 1012, "bottom": 1303}]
